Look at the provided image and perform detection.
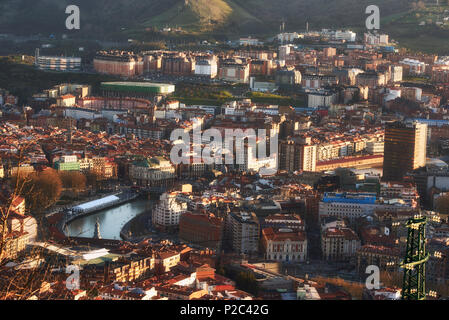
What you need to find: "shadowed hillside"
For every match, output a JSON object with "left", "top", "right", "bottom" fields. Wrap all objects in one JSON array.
[
  {"left": 4, "top": 0, "right": 449, "bottom": 53},
  {"left": 0, "top": 0, "right": 411, "bottom": 35}
]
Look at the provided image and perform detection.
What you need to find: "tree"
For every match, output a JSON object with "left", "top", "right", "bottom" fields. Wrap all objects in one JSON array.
[
  {"left": 1, "top": 145, "right": 34, "bottom": 261},
  {"left": 235, "top": 271, "right": 259, "bottom": 296},
  {"left": 335, "top": 168, "right": 357, "bottom": 190},
  {"left": 59, "top": 171, "right": 86, "bottom": 195},
  {"left": 417, "top": 1, "right": 426, "bottom": 9},
  {"left": 17, "top": 168, "right": 62, "bottom": 214},
  {"left": 85, "top": 171, "right": 101, "bottom": 189},
  {"left": 436, "top": 193, "right": 449, "bottom": 217}
]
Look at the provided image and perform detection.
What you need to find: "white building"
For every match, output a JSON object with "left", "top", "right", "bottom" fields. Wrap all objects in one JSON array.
[
  {"left": 152, "top": 192, "right": 188, "bottom": 231},
  {"left": 400, "top": 58, "right": 426, "bottom": 75},
  {"left": 321, "top": 30, "right": 356, "bottom": 42},
  {"left": 366, "top": 140, "right": 384, "bottom": 154},
  {"left": 364, "top": 33, "right": 389, "bottom": 45},
  {"left": 35, "top": 55, "right": 82, "bottom": 71},
  {"left": 307, "top": 90, "right": 337, "bottom": 108},
  {"left": 334, "top": 30, "right": 356, "bottom": 42},
  {"left": 63, "top": 107, "right": 102, "bottom": 121},
  {"left": 249, "top": 77, "right": 278, "bottom": 93},
  {"left": 194, "top": 57, "right": 218, "bottom": 78},
  {"left": 391, "top": 65, "right": 403, "bottom": 83},
  {"left": 279, "top": 45, "right": 294, "bottom": 61},
  {"left": 319, "top": 192, "right": 414, "bottom": 223},
  {"left": 277, "top": 32, "right": 301, "bottom": 44},
  {"left": 239, "top": 37, "right": 262, "bottom": 46},
  {"left": 56, "top": 94, "right": 76, "bottom": 107},
  {"left": 302, "top": 144, "right": 317, "bottom": 172}
]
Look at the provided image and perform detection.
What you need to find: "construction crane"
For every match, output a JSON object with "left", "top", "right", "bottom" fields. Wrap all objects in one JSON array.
[{"left": 400, "top": 214, "right": 429, "bottom": 300}]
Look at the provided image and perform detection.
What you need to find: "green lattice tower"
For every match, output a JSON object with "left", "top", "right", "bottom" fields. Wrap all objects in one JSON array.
[{"left": 400, "top": 215, "right": 429, "bottom": 300}]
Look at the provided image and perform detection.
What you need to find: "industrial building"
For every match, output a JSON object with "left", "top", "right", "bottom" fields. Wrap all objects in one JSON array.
[
  {"left": 35, "top": 54, "right": 81, "bottom": 72},
  {"left": 100, "top": 82, "right": 175, "bottom": 99}
]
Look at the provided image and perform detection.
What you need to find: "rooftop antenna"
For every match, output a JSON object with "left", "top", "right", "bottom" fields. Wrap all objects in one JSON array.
[
  {"left": 68, "top": 118, "right": 73, "bottom": 145},
  {"left": 35, "top": 48, "right": 40, "bottom": 65}
]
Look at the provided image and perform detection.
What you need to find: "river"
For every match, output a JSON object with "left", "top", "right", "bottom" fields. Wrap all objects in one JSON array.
[{"left": 64, "top": 199, "right": 153, "bottom": 240}]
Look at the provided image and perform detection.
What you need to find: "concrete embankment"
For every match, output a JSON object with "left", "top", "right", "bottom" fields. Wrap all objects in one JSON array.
[{"left": 120, "top": 210, "right": 153, "bottom": 241}]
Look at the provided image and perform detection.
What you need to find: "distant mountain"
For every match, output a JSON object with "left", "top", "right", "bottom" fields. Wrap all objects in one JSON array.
[
  {"left": 0, "top": 0, "right": 412, "bottom": 36},
  {"left": 4, "top": 0, "right": 449, "bottom": 53}
]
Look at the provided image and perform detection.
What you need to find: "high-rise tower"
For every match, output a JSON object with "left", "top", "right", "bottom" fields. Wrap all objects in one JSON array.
[{"left": 383, "top": 121, "right": 427, "bottom": 181}]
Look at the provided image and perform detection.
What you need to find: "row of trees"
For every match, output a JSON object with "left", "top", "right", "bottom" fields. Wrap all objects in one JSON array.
[
  {"left": 218, "top": 266, "right": 259, "bottom": 296},
  {"left": 14, "top": 169, "right": 104, "bottom": 214}
]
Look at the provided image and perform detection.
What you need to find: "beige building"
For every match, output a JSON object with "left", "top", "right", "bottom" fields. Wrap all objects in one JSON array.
[
  {"left": 0, "top": 232, "right": 29, "bottom": 261},
  {"left": 261, "top": 228, "right": 307, "bottom": 262},
  {"left": 112, "top": 256, "right": 155, "bottom": 283},
  {"left": 321, "top": 227, "right": 361, "bottom": 261},
  {"left": 356, "top": 245, "right": 401, "bottom": 273},
  {"left": 79, "top": 157, "right": 117, "bottom": 180},
  {"left": 155, "top": 251, "right": 181, "bottom": 273},
  {"left": 279, "top": 140, "right": 317, "bottom": 172},
  {"left": 130, "top": 156, "right": 175, "bottom": 187}
]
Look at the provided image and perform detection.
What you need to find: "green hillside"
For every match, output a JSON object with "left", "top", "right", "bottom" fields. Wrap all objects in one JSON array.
[
  {"left": 2, "top": 0, "right": 449, "bottom": 53},
  {"left": 381, "top": 3, "right": 449, "bottom": 53},
  {"left": 144, "top": 0, "right": 232, "bottom": 29},
  {"left": 144, "top": 0, "right": 262, "bottom": 32},
  {"left": 233, "top": 0, "right": 412, "bottom": 30},
  {"left": 0, "top": 0, "right": 411, "bottom": 35}
]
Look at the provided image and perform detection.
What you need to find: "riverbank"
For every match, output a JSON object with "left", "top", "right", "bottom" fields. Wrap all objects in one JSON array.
[
  {"left": 47, "top": 191, "right": 144, "bottom": 240},
  {"left": 120, "top": 210, "right": 153, "bottom": 241}
]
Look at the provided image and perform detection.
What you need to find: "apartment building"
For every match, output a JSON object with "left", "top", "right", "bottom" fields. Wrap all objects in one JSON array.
[
  {"left": 179, "top": 211, "right": 224, "bottom": 250},
  {"left": 321, "top": 226, "right": 361, "bottom": 261},
  {"left": 383, "top": 121, "right": 427, "bottom": 182},
  {"left": 356, "top": 244, "right": 401, "bottom": 273},
  {"left": 218, "top": 61, "right": 250, "bottom": 84},
  {"left": 225, "top": 211, "right": 260, "bottom": 255},
  {"left": 279, "top": 139, "right": 317, "bottom": 172},
  {"left": 152, "top": 192, "right": 187, "bottom": 232}
]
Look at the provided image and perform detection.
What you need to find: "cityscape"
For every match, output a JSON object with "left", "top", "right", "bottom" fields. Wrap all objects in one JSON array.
[{"left": 1, "top": 0, "right": 449, "bottom": 306}]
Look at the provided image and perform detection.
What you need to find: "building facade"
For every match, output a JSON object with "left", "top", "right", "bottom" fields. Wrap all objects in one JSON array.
[
  {"left": 261, "top": 227, "right": 308, "bottom": 262},
  {"left": 383, "top": 121, "right": 427, "bottom": 181},
  {"left": 225, "top": 211, "right": 260, "bottom": 254}
]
